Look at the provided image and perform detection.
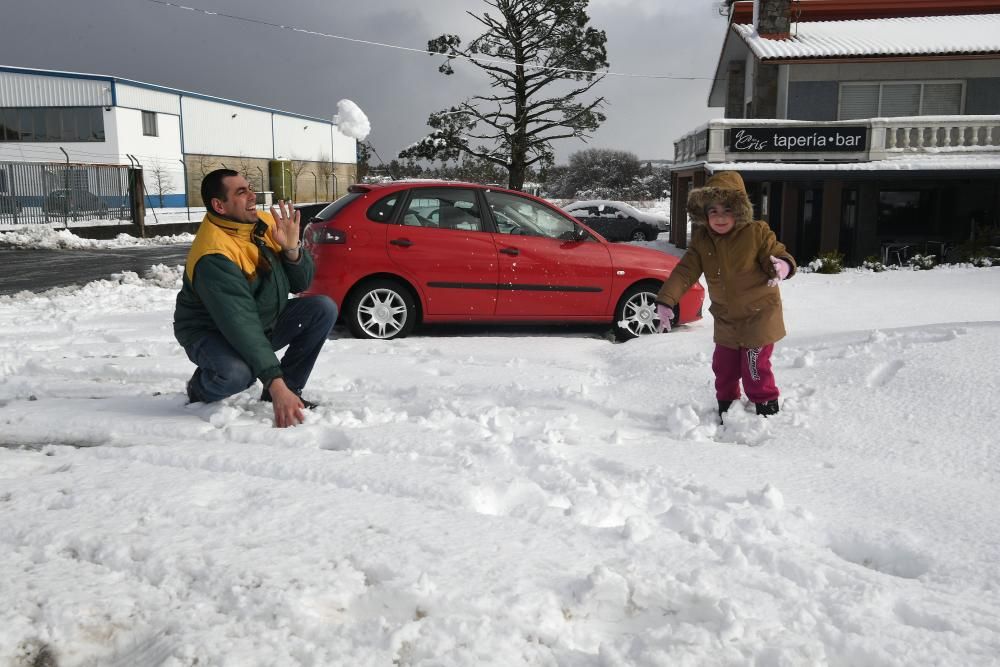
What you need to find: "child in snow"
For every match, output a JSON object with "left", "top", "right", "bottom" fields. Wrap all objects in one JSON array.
[{"left": 654, "top": 171, "right": 796, "bottom": 419}]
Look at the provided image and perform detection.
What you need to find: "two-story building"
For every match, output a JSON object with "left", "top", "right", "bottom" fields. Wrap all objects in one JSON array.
[{"left": 670, "top": 0, "right": 1000, "bottom": 265}]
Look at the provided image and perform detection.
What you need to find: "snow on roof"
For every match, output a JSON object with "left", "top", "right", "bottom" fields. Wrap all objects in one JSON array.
[{"left": 734, "top": 14, "right": 1000, "bottom": 60}]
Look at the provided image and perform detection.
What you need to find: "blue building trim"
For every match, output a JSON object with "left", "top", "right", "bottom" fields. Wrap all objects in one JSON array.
[
  {"left": 0, "top": 65, "right": 116, "bottom": 86},
  {"left": 144, "top": 193, "right": 187, "bottom": 208}
]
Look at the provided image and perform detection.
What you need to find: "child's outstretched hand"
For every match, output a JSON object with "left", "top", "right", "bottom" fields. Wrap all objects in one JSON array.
[
  {"left": 767, "top": 255, "right": 790, "bottom": 287},
  {"left": 656, "top": 304, "right": 673, "bottom": 333}
]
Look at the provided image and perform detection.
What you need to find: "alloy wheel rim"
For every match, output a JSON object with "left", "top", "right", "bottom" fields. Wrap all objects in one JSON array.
[
  {"left": 622, "top": 291, "right": 659, "bottom": 336},
  {"left": 357, "top": 288, "right": 407, "bottom": 338}
]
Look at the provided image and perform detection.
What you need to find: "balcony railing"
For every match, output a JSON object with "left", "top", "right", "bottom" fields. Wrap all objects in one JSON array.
[{"left": 673, "top": 116, "right": 1000, "bottom": 166}]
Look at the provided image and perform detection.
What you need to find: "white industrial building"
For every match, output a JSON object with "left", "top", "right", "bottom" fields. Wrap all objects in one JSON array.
[{"left": 0, "top": 65, "right": 358, "bottom": 207}]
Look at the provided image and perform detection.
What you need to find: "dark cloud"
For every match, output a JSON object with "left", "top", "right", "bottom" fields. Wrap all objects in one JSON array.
[{"left": 0, "top": 0, "right": 726, "bottom": 162}]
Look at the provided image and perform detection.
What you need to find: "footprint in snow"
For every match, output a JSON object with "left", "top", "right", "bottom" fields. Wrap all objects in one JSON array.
[{"left": 866, "top": 359, "right": 905, "bottom": 388}]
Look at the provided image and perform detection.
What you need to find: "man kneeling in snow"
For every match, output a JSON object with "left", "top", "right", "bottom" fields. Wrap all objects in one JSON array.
[{"left": 173, "top": 169, "right": 337, "bottom": 428}]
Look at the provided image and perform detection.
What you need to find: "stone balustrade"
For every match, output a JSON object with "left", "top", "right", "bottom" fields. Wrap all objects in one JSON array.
[{"left": 875, "top": 118, "right": 1000, "bottom": 152}]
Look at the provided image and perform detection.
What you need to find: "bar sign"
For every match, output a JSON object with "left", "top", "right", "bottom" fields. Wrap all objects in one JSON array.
[{"left": 729, "top": 126, "right": 868, "bottom": 153}]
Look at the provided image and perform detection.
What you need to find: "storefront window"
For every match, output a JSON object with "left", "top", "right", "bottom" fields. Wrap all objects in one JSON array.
[
  {"left": 839, "top": 189, "right": 859, "bottom": 261},
  {"left": 877, "top": 190, "right": 933, "bottom": 236}
]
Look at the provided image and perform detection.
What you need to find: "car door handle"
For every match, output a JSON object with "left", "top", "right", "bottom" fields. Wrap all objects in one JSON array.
[
  {"left": 390, "top": 239, "right": 413, "bottom": 247},
  {"left": 499, "top": 247, "right": 519, "bottom": 256}
]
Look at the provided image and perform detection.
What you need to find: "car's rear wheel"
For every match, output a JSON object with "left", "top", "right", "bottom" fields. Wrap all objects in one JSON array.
[
  {"left": 614, "top": 283, "right": 669, "bottom": 340},
  {"left": 346, "top": 279, "right": 416, "bottom": 340}
]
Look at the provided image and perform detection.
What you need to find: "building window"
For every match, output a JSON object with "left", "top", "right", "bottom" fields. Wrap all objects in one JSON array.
[
  {"left": 878, "top": 190, "right": 934, "bottom": 236},
  {"left": 142, "top": 110, "right": 158, "bottom": 137},
  {"left": 0, "top": 107, "right": 105, "bottom": 142},
  {"left": 839, "top": 82, "right": 964, "bottom": 120}
]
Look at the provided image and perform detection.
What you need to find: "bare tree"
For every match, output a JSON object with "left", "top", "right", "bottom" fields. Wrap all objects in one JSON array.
[
  {"left": 147, "top": 159, "right": 174, "bottom": 208},
  {"left": 400, "top": 0, "right": 609, "bottom": 190},
  {"left": 185, "top": 155, "right": 216, "bottom": 206},
  {"left": 189, "top": 155, "right": 216, "bottom": 185},
  {"left": 289, "top": 156, "right": 311, "bottom": 202},
  {"left": 234, "top": 155, "right": 255, "bottom": 183},
  {"left": 317, "top": 152, "right": 335, "bottom": 200}
]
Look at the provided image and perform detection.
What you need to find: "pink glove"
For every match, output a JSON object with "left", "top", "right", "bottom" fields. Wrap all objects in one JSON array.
[
  {"left": 767, "top": 255, "right": 790, "bottom": 287},
  {"left": 656, "top": 303, "right": 673, "bottom": 333}
]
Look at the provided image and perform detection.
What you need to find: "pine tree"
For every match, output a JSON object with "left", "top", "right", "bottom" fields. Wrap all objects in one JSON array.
[{"left": 399, "top": 0, "right": 608, "bottom": 191}]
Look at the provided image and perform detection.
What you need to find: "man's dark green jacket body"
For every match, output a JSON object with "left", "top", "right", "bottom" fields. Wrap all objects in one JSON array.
[{"left": 173, "top": 211, "right": 315, "bottom": 386}]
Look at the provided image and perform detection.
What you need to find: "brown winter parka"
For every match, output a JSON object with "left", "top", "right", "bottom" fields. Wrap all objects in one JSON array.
[{"left": 656, "top": 171, "right": 796, "bottom": 349}]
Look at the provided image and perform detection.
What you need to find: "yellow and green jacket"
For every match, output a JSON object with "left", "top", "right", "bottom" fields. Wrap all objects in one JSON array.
[{"left": 173, "top": 211, "right": 315, "bottom": 384}]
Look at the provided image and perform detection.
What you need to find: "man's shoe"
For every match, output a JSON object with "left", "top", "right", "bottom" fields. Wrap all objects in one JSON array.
[
  {"left": 186, "top": 369, "right": 203, "bottom": 404},
  {"left": 260, "top": 387, "right": 319, "bottom": 410},
  {"left": 755, "top": 399, "right": 779, "bottom": 417}
]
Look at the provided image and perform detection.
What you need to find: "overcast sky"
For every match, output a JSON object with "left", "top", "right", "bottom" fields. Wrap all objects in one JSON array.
[{"left": 0, "top": 0, "right": 729, "bottom": 164}]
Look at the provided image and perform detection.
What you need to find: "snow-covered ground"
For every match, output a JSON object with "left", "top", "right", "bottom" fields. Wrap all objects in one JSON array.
[{"left": 2, "top": 243, "right": 1000, "bottom": 665}]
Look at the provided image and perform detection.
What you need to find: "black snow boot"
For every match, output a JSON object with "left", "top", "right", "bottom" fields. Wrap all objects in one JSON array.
[
  {"left": 718, "top": 399, "right": 734, "bottom": 424},
  {"left": 755, "top": 399, "right": 779, "bottom": 417},
  {"left": 185, "top": 369, "right": 204, "bottom": 404}
]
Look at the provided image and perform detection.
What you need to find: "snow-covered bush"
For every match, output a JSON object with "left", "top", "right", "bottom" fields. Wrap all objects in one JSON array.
[
  {"left": 969, "top": 255, "right": 994, "bottom": 268},
  {"left": 908, "top": 254, "right": 937, "bottom": 271},
  {"left": 809, "top": 251, "right": 845, "bottom": 274},
  {"left": 861, "top": 255, "right": 887, "bottom": 272}
]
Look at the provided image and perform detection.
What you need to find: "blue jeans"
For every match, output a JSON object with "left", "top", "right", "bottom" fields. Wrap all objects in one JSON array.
[{"left": 184, "top": 295, "right": 338, "bottom": 403}]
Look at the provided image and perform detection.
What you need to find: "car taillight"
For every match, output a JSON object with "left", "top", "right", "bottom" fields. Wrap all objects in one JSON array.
[{"left": 308, "top": 225, "right": 346, "bottom": 244}]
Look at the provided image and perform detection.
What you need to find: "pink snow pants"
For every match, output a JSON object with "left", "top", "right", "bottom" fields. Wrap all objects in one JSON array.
[{"left": 712, "top": 343, "right": 778, "bottom": 403}]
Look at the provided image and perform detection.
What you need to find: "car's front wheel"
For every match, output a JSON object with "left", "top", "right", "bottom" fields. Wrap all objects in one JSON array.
[
  {"left": 613, "top": 283, "right": 670, "bottom": 340},
  {"left": 629, "top": 229, "right": 647, "bottom": 242},
  {"left": 346, "top": 279, "right": 417, "bottom": 340}
]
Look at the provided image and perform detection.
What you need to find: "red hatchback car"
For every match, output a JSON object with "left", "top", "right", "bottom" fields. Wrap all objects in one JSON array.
[{"left": 301, "top": 181, "right": 704, "bottom": 340}]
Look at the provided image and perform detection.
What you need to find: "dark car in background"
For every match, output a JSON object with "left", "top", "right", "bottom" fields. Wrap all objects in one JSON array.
[
  {"left": 562, "top": 200, "right": 668, "bottom": 242},
  {"left": 294, "top": 202, "right": 332, "bottom": 239},
  {"left": 42, "top": 189, "right": 108, "bottom": 216},
  {"left": 301, "top": 181, "right": 704, "bottom": 341}
]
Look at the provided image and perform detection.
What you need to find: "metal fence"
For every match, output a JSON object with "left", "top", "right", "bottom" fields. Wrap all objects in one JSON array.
[{"left": 0, "top": 161, "right": 135, "bottom": 227}]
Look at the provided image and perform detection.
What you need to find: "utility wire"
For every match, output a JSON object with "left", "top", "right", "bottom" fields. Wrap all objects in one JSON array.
[{"left": 144, "top": 0, "right": 716, "bottom": 81}]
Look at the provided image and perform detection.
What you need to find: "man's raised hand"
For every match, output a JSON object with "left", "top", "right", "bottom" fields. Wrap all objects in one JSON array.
[{"left": 269, "top": 200, "right": 301, "bottom": 253}]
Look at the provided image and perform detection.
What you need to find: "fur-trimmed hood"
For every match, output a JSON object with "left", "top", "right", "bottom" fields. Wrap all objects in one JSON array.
[{"left": 686, "top": 171, "right": 753, "bottom": 231}]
